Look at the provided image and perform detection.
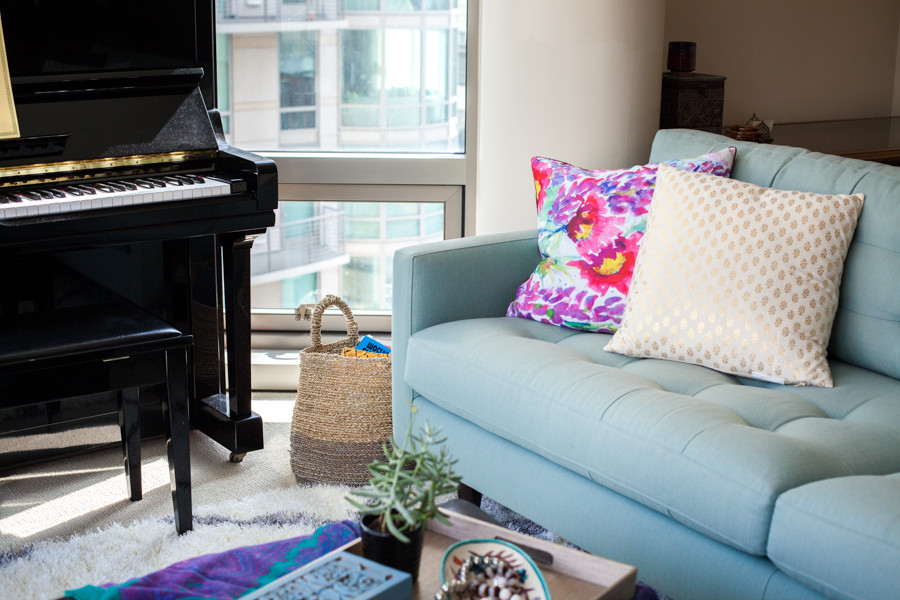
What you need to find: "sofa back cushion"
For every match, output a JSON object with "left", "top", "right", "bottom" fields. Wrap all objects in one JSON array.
[{"left": 649, "top": 129, "right": 900, "bottom": 381}]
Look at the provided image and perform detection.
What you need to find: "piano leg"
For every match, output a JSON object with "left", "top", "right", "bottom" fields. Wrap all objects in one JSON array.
[
  {"left": 188, "top": 233, "right": 264, "bottom": 462},
  {"left": 222, "top": 233, "right": 254, "bottom": 422}
]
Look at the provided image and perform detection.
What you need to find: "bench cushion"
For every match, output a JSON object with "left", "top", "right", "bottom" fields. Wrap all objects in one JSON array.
[
  {"left": 0, "top": 302, "right": 182, "bottom": 365},
  {"left": 405, "top": 316, "right": 900, "bottom": 555}
]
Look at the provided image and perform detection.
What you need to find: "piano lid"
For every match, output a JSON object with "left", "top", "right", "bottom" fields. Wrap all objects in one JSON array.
[
  {"left": 0, "top": 0, "right": 218, "bottom": 169},
  {"left": 2, "top": 0, "right": 215, "bottom": 100}
]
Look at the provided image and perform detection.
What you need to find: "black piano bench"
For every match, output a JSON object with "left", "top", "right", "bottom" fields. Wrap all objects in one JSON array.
[{"left": 0, "top": 302, "right": 193, "bottom": 534}]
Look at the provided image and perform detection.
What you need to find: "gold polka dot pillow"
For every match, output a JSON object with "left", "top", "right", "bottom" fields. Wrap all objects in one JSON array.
[{"left": 604, "top": 165, "right": 864, "bottom": 387}]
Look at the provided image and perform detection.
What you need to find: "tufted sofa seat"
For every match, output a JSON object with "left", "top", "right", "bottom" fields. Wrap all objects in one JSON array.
[
  {"left": 405, "top": 317, "right": 900, "bottom": 558},
  {"left": 393, "top": 129, "right": 900, "bottom": 600}
]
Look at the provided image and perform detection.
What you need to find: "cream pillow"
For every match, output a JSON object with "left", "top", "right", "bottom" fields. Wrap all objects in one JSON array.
[{"left": 604, "top": 165, "right": 864, "bottom": 387}]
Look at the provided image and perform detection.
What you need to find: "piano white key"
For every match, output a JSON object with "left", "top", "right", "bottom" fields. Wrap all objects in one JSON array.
[{"left": 0, "top": 176, "right": 232, "bottom": 221}]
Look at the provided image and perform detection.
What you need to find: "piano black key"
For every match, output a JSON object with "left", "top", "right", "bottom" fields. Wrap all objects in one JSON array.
[
  {"left": 61, "top": 186, "right": 85, "bottom": 196},
  {"left": 106, "top": 182, "right": 128, "bottom": 192},
  {"left": 159, "top": 176, "right": 185, "bottom": 186},
  {"left": 35, "top": 189, "right": 56, "bottom": 199},
  {"left": 92, "top": 183, "right": 114, "bottom": 193},
  {"left": 173, "top": 175, "right": 196, "bottom": 185},
  {"left": 48, "top": 189, "right": 67, "bottom": 198},
  {"left": 19, "top": 191, "right": 42, "bottom": 200},
  {"left": 119, "top": 181, "right": 138, "bottom": 191},
  {"left": 141, "top": 178, "right": 167, "bottom": 188},
  {"left": 132, "top": 179, "right": 157, "bottom": 189},
  {"left": 75, "top": 185, "right": 98, "bottom": 195}
]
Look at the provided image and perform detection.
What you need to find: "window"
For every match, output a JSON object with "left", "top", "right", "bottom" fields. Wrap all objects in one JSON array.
[
  {"left": 250, "top": 184, "right": 462, "bottom": 335},
  {"left": 280, "top": 31, "right": 317, "bottom": 131},
  {"left": 216, "top": 2, "right": 466, "bottom": 153},
  {"left": 216, "top": 0, "right": 470, "bottom": 339},
  {"left": 251, "top": 200, "right": 446, "bottom": 311}
]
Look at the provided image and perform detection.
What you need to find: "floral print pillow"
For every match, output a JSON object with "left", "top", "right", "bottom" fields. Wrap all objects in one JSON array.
[{"left": 507, "top": 147, "right": 736, "bottom": 333}]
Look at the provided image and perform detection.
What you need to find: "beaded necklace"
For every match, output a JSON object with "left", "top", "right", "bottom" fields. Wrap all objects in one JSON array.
[{"left": 436, "top": 554, "right": 533, "bottom": 600}]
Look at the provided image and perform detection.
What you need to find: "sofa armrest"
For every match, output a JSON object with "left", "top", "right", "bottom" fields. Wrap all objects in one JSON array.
[{"left": 391, "top": 229, "right": 540, "bottom": 437}]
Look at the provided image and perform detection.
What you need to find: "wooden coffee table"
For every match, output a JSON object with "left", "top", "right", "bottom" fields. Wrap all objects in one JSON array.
[{"left": 333, "top": 509, "right": 637, "bottom": 600}]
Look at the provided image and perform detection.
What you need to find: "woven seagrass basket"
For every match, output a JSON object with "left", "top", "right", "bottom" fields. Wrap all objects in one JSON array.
[{"left": 289, "top": 295, "right": 392, "bottom": 486}]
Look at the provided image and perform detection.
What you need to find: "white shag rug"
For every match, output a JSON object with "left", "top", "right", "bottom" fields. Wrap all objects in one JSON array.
[{"left": 1, "top": 485, "right": 358, "bottom": 600}]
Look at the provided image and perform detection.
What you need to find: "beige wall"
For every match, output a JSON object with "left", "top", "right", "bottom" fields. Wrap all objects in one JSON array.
[
  {"left": 665, "top": 0, "right": 900, "bottom": 126},
  {"left": 474, "top": 0, "right": 666, "bottom": 235}
]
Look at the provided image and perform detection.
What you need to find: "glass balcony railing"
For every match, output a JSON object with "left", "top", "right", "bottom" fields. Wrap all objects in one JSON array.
[{"left": 250, "top": 205, "right": 346, "bottom": 280}]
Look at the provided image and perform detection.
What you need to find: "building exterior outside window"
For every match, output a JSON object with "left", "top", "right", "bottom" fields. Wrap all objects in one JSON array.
[{"left": 216, "top": 0, "right": 465, "bottom": 152}]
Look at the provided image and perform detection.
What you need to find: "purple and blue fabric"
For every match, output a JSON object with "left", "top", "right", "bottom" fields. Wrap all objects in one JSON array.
[{"left": 65, "top": 521, "right": 361, "bottom": 600}]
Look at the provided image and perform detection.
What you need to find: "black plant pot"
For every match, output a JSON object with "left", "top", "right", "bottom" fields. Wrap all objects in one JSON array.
[{"left": 360, "top": 513, "right": 425, "bottom": 582}]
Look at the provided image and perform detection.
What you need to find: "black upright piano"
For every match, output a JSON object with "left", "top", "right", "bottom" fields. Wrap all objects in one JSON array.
[{"left": 0, "top": 0, "right": 276, "bottom": 467}]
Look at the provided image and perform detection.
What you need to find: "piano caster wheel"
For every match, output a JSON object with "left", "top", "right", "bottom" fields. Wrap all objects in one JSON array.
[{"left": 229, "top": 452, "right": 246, "bottom": 463}]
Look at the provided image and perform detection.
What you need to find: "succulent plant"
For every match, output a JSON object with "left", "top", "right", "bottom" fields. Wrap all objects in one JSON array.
[{"left": 347, "top": 418, "right": 461, "bottom": 543}]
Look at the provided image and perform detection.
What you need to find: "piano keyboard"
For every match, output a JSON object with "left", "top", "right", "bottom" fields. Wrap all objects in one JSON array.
[{"left": 0, "top": 174, "right": 232, "bottom": 221}]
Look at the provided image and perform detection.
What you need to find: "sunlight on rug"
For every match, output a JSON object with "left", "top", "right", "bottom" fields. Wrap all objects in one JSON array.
[
  {"left": 1, "top": 484, "right": 356, "bottom": 600},
  {"left": 1, "top": 458, "right": 173, "bottom": 539}
]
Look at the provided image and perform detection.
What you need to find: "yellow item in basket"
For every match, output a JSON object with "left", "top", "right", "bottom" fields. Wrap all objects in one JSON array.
[{"left": 340, "top": 347, "right": 384, "bottom": 358}]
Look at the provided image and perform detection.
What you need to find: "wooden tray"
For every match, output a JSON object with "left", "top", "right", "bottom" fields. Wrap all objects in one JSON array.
[{"left": 338, "top": 511, "right": 636, "bottom": 600}]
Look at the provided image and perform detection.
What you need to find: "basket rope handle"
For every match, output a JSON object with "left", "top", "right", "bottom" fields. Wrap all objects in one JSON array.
[{"left": 295, "top": 294, "right": 360, "bottom": 351}]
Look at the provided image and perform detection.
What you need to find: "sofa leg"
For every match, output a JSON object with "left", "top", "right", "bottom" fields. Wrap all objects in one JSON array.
[{"left": 458, "top": 483, "right": 483, "bottom": 508}]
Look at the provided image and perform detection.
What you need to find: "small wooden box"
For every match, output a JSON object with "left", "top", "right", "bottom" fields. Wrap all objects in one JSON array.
[
  {"left": 337, "top": 511, "right": 637, "bottom": 600},
  {"left": 660, "top": 72, "right": 726, "bottom": 133}
]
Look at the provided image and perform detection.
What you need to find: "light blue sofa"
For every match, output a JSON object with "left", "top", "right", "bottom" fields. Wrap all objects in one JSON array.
[{"left": 392, "top": 129, "right": 900, "bottom": 600}]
